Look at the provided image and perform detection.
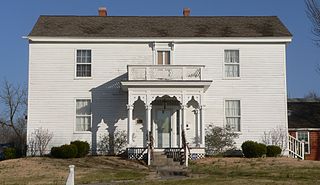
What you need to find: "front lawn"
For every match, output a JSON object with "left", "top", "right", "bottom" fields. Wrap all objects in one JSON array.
[{"left": 0, "top": 156, "right": 320, "bottom": 185}]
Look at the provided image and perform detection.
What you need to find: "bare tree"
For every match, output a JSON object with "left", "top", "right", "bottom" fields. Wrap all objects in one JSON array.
[
  {"left": 261, "top": 126, "right": 288, "bottom": 154},
  {"left": 28, "top": 128, "right": 53, "bottom": 156},
  {"left": 306, "top": 0, "right": 320, "bottom": 74},
  {"left": 0, "top": 79, "right": 27, "bottom": 154},
  {"left": 304, "top": 90, "right": 320, "bottom": 100},
  {"left": 306, "top": 0, "right": 320, "bottom": 45}
]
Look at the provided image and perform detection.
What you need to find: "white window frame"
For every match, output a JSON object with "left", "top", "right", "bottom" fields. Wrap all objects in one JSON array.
[
  {"left": 74, "top": 98, "right": 92, "bottom": 133},
  {"left": 75, "top": 49, "right": 93, "bottom": 79},
  {"left": 224, "top": 99, "right": 241, "bottom": 132},
  {"left": 152, "top": 43, "right": 174, "bottom": 65},
  {"left": 296, "top": 131, "right": 310, "bottom": 154},
  {"left": 156, "top": 50, "right": 171, "bottom": 65},
  {"left": 223, "top": 49, "right": 240, "bottom": 79}
]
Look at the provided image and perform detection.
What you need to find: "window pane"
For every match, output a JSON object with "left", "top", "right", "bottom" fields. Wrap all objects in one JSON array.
[
  {"left": 76, "top": 116, "right": 91, "bottom": 131},
  {"left": 304, "top": 144, "right": 309, "bottom": 153},
  {"left": 226, "top": 117, "right": 240, "bottom": 131},
  {"left": 225, "top": 100, "right": 240, "bottom": 116},
  {"left": 77, "top": 50, "right": 91, "bottom": 64},
  {"left": 225, "top": 50, "right": 239, "bottom": 63},
  {"left": 297, "top": 131, "right": 309, "bottom": 153},
  {"left": 157, "top": 51, "right": 163, "bottom": 65},
  {"left": 76, "top": 100, "right": 91, "bottom": 115},
  {"left": 77, "top": 64, "right": 91, "bottom": 77},
  {"left": 225, "top": 64, "right": 239, "bottom": 77},
  {"left": 164, "top": 51, "right": 170, "bottom": 64}
]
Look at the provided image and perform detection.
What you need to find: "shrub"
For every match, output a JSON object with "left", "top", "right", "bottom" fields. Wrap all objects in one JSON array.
[
  {"left": 98, "top": 130, "right": 127, "bottom": 155},
  {"left": 3, "top": 147, "right": 16, "bottom": 159},
  {"left": 241, "top": 141, "right": 267, "bottom": 158},
  {"left": 70, "top": 140, "right": 90, "bottom": 158},
  {"left": 51, "top": 144, "right": 78, "bottom": 158},
  {"left": 266, "top": 145, "right": 282, "bottom": 157},
  {"left": 205, "top": 125, "right": 239, "bottom": 155}
]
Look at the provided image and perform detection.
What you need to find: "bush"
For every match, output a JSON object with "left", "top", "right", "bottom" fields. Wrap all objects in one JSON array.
[
  {"left": 3, "top": 147, "right": 16, "bottom": 159},
  {"left": 70, "top": 140, "right": 90, "bottom": 158},
  {"left": 266, "top": 145, "right": 282, "bottom": 157},
  {"left": 241, "top": 141, "right": 267, "bottom": 158},
  {"left": 51, "top": 144, "right": 78, "bottom": 158},
  {"left": 98, "top": 130, "right": 127, "bottom": 155},
  {"left": 205, "top": 125, "right": 239, "bottom": 155}
]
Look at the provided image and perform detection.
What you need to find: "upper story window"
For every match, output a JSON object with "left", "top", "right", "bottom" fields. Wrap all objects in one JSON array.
[
  {"left": 157, "top": 51, "right": 170, "bottom": 65},
  {"left": 225, "top": 100, "right": 241, "bottom": 132},
  {"left": 297, "top": 131, "right": 310, "bottom": 154},
  {"left": 76, "top": 50, "right": 91, "bottom": 77},
  {"left": 76, "top": 99, "right": 91, "bottom": 132},
  {"left": 224, "top": 50, "right": 240, "bottom": 78}
]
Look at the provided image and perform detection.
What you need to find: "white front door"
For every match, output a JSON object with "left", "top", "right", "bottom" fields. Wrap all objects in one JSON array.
[{"left": 155, "top": 110, "right": 171, "bottom": 148}]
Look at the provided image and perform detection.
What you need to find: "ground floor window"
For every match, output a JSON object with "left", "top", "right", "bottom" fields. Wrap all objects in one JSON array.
[
  {"left": 225, "top": 100, "right": 241, "bottom": 132},
  {"left": 76, "top": 99, "right": 91, "bottom": 131},
  {"left": 297, "top": 131, "right": 310, "bottom": 154}
]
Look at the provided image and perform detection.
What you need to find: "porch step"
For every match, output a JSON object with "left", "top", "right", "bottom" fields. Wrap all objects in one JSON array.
[
  {"left": 150, "top": 152, "right": 189, "bottom": 179},
  {"left": 151, "top": 152, "right": 183, "bottom": 167}
]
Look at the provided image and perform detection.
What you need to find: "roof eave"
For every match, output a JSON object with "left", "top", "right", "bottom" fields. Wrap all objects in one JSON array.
[{"left": 27, "top": 36, "right": 293, "bottom": 43}]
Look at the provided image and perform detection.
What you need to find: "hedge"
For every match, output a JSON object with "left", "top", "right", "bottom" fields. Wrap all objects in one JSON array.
[
  {"left": 266, "top": 145, "right": 282, "bottom": 157},
  {"left": 51, "top": 144, "right": 78, "bottom": 158},
  {"left": 70, "top": 140, "right": 90, "bottom": 158},
  {"left": 3, "top": 147, "right": 16, "bottom": 160},
  {"left": 241, "top": 141, "right": 267, "bottom": 158}
]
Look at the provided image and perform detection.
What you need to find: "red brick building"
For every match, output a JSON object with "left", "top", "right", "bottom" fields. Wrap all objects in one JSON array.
[{"left": 288, "top": 100, "right": 320, "bottom": 160}]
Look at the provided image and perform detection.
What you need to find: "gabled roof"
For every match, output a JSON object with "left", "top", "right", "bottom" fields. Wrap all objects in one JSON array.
[
  {"left": 28, "top": 16, "right": 292, "bottom": 38},
  {"left": 288, "top": 100, "right": 320, "bottom": 129}
]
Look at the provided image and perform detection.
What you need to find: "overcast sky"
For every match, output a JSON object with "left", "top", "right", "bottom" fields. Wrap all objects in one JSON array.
[{"left": 0, "top": 0, "right": 319, "bottom": 98}]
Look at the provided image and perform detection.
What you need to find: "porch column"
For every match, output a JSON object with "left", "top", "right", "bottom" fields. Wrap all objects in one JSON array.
[
  {"left": 195, "top": 109, "right": 200, "bottom": 147},
  {"left": 127, "top": 104, "right": 134, "bottom": 145},
  {"left": 181, "top": 105, "right": 186, "bottom": 131},
  {"left": 200, "top": 105, "right": 206, "bottom": 147},
  {"left": 145, "top": 104, "right": 152, "bottom": 141},
  {"left": 172, "top": 110, "right": 177, "bottom": 147},
  {"left": 145, "top": 104, "right": 152, "bottom": 166}
]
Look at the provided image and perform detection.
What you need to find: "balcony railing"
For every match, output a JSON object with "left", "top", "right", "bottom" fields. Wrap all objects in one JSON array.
[{"left": 128, "top": 65, "right": 204, "bottom": 81}]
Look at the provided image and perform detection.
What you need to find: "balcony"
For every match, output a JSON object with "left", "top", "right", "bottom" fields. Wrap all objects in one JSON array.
[
  {"left": 127, "top": 65, "right": 205, "bottom": 81},
  {"left": 121, "top": 65, "right": 211, "bottom": 91}
]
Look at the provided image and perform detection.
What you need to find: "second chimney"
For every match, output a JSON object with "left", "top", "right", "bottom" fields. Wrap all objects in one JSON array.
[
  {"left": 183, "top": 8, "right": 190, "bottom": 16},
  {"left": 98, "top": 7, "right": 107, "bottom": 16}
]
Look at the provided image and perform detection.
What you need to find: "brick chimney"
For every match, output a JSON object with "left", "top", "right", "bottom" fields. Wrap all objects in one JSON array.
[
  {"left": 98, "top": 7, "right": 107, "bottom": 16},
  {"left": 183, "top": 8, "right": 190, "bottom": 16}
]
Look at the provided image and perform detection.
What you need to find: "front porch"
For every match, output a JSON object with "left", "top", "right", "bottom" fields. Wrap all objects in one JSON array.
[{"left": 121, "top": 64, "right": 212, "bottom": 165}]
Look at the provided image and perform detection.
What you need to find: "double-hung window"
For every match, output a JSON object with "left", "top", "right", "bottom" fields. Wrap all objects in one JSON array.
[
  {"left": 157, "top": 51, "right": 170, "bottom": 65},
  {"left": 225, "top": 100, "right": 241, "bottom": 132},
  {"left": 297, "top": 131, "right": 310, "bottom": 154},
  {"left": 76, "top": 99, "right": 91, "bottom": 132},
  {"left": 224, "top": 50, "right": 240, "bottom": 78},
  {"left": 76, "top": 50, "right": 92, "bottom": 77}
]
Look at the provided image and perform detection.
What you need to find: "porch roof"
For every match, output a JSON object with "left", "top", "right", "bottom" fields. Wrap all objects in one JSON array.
[{"left": 121, "top": 80, "right": 212, "bottom": 91}]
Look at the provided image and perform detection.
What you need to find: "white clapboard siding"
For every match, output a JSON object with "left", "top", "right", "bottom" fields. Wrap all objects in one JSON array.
[{"left": 28, "top": 42, "right": 288, "bottom": 150}]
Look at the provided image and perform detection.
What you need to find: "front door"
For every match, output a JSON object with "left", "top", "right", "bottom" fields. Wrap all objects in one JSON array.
[{"left": 155, "top": 110, "right": 171, "bottom": 148}]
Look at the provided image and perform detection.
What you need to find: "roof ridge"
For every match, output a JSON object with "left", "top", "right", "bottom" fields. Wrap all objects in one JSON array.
[{"left": 38, "top": 15, "right": 279, "bottom": 18}]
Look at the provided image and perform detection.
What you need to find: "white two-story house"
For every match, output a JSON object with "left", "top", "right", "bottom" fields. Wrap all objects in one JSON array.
[{"left": 27, "top": 7, "right": 292, "bottom": 162}]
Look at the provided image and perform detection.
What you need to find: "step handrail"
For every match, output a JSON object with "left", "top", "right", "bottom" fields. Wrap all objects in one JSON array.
[
  {"left": 288, "top": 135, "right": 305, "bottom": 160},
  {"left": 181, "top": 130, "right": 190, "bottom": 167}
]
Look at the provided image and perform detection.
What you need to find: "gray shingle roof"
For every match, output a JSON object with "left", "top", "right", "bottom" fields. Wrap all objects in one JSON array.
[
  {"left": 28, "top": 16, "right": 292, "bottom": 37},
  {"left": 288, "top": 101, "right": 320, "bottom": 129}
]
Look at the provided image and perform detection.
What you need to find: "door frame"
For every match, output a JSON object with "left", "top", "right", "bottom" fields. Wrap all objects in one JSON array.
[{"left": 152, "top": 105, "right": 178, "bottom": 148}]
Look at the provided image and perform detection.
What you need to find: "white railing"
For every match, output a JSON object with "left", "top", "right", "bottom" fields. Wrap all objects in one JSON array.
[
  {"left": 128, "top": 65, "right": 204, "bottom": 81},
  {"left": 288, "top": 135, "right": 305, "bottom": 160}
]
